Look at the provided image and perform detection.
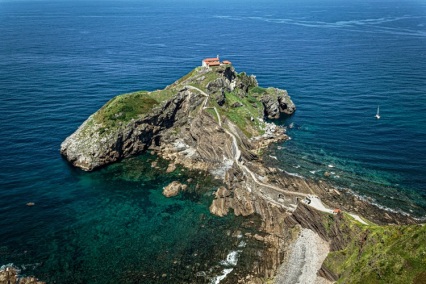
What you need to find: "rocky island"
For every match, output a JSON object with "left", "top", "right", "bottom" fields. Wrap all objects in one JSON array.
[{"left": 61, "top": 63, "right": 425, "bottom": 283}]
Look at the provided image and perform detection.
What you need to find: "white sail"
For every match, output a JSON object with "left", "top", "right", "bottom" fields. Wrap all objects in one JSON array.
[{"left": 375, "top": 106, "right": 380, "bottom": 119}]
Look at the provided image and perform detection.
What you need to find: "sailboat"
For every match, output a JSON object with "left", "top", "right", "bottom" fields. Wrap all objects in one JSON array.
[{"left": 375, "top": 106, "right": 380, "bottom": 119}]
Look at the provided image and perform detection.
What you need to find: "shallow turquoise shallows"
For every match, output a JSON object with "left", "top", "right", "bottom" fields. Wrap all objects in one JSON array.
[{"left": 0, "top": 0, "right": 425, "bottom": 282}]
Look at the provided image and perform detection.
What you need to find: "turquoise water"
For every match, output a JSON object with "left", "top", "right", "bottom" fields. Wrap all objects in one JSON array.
[
  {"left": 0, "top": 0, "right": 425, "bottom": 281},
  {"left": 1, "top": 154, "right": 260, "bottom": 283}
]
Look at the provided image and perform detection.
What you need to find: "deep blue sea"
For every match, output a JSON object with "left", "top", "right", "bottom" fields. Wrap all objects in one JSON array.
[{"left": 1, "top": 0, "right": 425, "bottom": 282}]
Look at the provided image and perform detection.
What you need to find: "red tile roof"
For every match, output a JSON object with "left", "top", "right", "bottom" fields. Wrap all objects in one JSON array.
[
  {"left": 203, "top": 58, "right": 219, "bottom": 62},
  {"left": 207, "top": 61, "right": 220, "bottom": 66}
]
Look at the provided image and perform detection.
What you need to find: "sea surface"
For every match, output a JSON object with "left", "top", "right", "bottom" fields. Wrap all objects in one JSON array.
[{"left": 0, "top": 0, "right": 425, "bottom": 282}]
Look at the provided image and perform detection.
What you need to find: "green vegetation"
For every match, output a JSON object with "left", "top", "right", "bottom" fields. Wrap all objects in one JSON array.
[
  {"left": 249, "top": 86, "right": 267, "bottom": 96},
  {"left": 92, "top": 92, "right": 157, "bottom": 128},
  {"left": 214, "top": 88, "right": 265, "bottom": 138},
  {"left": 90, "top": 88, "right": 179, "bottom": 130},
  {"left": 83, "top": 65, "right": 275, "bottom": 139},
  {"left": 322, "top": 215, "right": 426, "bottom": 284},
  {"left": 205, "top": 108, "right": 219, "bottom": 124}
]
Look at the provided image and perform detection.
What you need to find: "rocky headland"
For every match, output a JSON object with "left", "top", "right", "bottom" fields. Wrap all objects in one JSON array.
[{"left": 61, "top": 64, "right": 425, "bottom": 283}]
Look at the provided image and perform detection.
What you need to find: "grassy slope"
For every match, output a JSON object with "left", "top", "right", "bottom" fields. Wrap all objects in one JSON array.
[
  {"left": 82, "top": 66, "right": 283, "bottom": 138},
  {"left": 214, "top": 89, "right": 265, "bottom": 138},
  {"left": 323, "top": 215, "right": 426, "bottom": 284}
]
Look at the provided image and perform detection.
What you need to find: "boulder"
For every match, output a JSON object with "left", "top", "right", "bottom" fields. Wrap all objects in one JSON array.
[
  {"left": 162, "top": 181, "right": 187, "bottom": 197},
  {"left": 166, "top": 162, "right": 176, "bottom": 173}
]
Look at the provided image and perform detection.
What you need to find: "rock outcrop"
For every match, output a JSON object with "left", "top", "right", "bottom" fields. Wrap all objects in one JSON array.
[
  {"left": 61, "top": 90, "right": 204, "bottom": 171},
  {"left": 0, "top": 265, "right": 45, "bottom": 284},
  {"left": 261, "top": 88, "right": 296, "bottom": 119},
  {"left": 162, "top": 181, "right": 187, "bottom": 197},
  {"left": 284, "top": 203, "right": 350, "bottom": 252}
]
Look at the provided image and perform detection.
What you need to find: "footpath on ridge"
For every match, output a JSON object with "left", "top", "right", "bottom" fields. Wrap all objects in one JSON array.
[{"left": 186, "top": 85, "right": 368, "bottom": 225}]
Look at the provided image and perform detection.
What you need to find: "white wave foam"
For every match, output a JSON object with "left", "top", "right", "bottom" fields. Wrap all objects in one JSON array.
[
  {"left": 211, "top": 268, "right": 233, "bottom": 284},
  {"left": 211, "top": 242, "right": 245, "bottom": 283},
  {"left": 220, "top": 250, "right": 240, "bottom": 266},
  {"left": 338, "top": 187, "right": 426, "bottom": 220},
  {"left": 216, "top": 14, "right": 426, "bottom": 38},
  {"left": 0, "top": 263, "right": 17, "bottom": 272},
  {"left": 284, "top": 171, "right": 305, "bottom": 179}
]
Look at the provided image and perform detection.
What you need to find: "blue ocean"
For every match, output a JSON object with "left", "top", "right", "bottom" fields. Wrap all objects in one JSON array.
[{"left": 0, "top": 0, "right": 425, "bottom": 282}]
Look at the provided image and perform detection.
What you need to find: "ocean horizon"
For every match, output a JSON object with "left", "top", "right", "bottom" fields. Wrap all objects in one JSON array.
[{"left": 1, "top": 0, "right": 425, "bottom": 282}]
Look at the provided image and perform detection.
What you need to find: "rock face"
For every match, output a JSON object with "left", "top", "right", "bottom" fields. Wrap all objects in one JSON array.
[
  {"left": 261, "top": 88, "right": 296, "bottom": 119},
  {"left": 61, "top": 90, "right": 204, "bottom": 171},
  {"left": 209, "top": 186, "right": 232, "bottom": 217},
  {"left": 285, "top": 203, "right": 350, "bottom": 252}
]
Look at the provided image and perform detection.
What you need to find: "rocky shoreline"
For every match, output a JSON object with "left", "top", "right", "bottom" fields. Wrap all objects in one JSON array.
[
  {"left": 60, "top": 65, "right": 424, "bottom": 283},
  {"left": 0, "top": 265, "right": 45, "bottom": 284}
]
